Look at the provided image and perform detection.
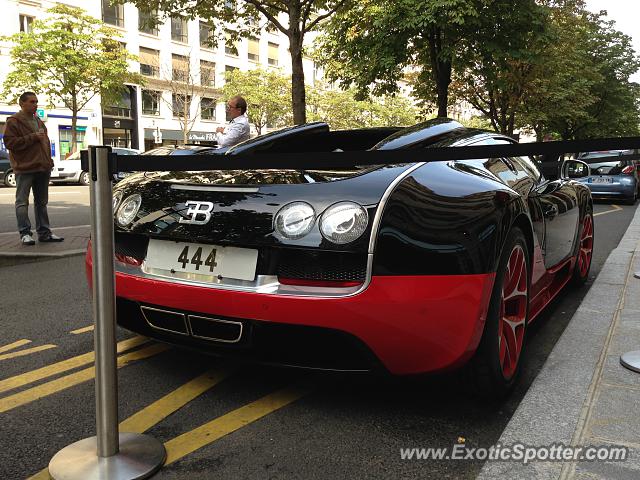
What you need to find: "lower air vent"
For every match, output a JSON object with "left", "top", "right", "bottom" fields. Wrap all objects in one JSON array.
[
  {"left": 141, "top": 306, "right": 188, "bottom": 335},
  {"left": 189, "top": 315, "right": 243, "bottom": 343}
]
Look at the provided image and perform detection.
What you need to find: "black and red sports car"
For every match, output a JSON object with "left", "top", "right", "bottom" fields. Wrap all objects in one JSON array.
[{"left": 86, "top": 119, "right": 594, "bottom": 396}]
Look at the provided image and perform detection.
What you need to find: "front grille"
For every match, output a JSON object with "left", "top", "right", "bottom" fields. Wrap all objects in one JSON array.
[{"left": 275, "top": 249, "right": 367, "bottom": 282}]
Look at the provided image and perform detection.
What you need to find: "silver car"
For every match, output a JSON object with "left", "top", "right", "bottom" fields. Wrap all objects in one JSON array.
[{"left": 575, "top": 150, "right": 639, "bottom": 204}]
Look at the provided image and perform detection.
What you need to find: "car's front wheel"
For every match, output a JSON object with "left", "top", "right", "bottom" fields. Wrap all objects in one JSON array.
[
  {"left": 470, "top": 228, "right": 529, "bottom": 399},
  {"left": 4, "top": 170, "right": 16, "bottom": 187},
  {"left": 79, "top": 171, "right": 90, "bottom": 186}
]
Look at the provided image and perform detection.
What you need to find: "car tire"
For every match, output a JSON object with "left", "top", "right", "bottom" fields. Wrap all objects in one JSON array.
[
  {"left": 625, "top": 192, "right": 637, "bottom": 205},
  {"left": 571, "top": 210, "right": 594, "bottom": 287},
  {"left": 79, "top": 171, "right": 90, "bottom": 186},
  {"left": 469, "top": 228, "right": 529, "bottom": 399},
  {"left": 4, "top": 170, "right": 16, "bottom": 187}
]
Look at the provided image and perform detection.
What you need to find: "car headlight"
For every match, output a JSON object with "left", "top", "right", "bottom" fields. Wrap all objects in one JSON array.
[
  {"left": 116, "top": 194, "right": 142, "bottom": 226},
  {"left": 319, "top": 202, "right": 368, "bottom": 244},
  {"left": 274, "top": 202, "right": 315, "bottom": 239},
  {"left": 112, "top": 191, "right": 123, "bottom": 213}
]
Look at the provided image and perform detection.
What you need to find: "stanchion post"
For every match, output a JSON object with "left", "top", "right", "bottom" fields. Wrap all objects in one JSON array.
[
  {"left": 48, "top": 146, "right": 166, "bottom": 480},
  {"left": 620, "top": 272, "right": 640, "bottom": 373}
]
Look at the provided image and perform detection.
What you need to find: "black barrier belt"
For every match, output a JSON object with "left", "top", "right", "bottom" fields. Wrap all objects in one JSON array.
[{"left": 82, "top": 136, "right": 640, "bottom": 172}]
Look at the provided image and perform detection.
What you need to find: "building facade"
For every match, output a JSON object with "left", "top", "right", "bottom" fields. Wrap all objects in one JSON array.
[{"left": 0, "top": 0, "right": 320, "bottom": 159}]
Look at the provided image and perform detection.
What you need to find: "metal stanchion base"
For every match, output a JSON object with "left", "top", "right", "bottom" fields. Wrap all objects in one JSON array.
[
  {"left": 48, "top": 433, "right": 166, "bottom": 480},
  {"left": 620, "top": 350, "right": 640, "bottom": 373}
]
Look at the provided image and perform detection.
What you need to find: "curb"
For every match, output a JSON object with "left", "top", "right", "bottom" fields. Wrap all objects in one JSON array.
[{"left": 477, "top": 206, "right": 640, "bottom": 480}]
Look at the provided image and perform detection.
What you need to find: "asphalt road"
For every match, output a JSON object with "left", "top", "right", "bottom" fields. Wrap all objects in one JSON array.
[{"left": 0, "top": 191, "right": 637, "bottom": 479}]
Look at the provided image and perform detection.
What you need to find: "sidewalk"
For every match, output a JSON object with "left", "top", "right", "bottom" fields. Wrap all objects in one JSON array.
[
  {"left": 0, "top": 224, "right": 89, "bottom": 258},
  {"left": 478, "top": 206, "right": 640, "bottom": 480}
]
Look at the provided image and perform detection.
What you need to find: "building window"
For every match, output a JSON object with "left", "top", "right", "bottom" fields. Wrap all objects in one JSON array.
[
  {"left": 139, "top": 47, "right": 160, "bottom": 77},
  {"left": 225, "top": 33, "right": 238, "bottom": 56},
  {"left": 138, "top": 9, "right": 158, "bottom": 35},
  {"left": 201, "top": 98, "right": 216, "bottom": 120},
  {"left": 199, "top": 22, "right": 213, "bottom": 48},
  {"left": 103, "top": 89, "right": 132, "bottom": 118},
  {"left": 172, "top": 54, "right": 189, "bottom": 82},
  {"left": 172, "top": 94, "right": 191, "bottom": 118},
  {"left": 200, "top": 61, "right": 215, "bottom": 87},
  {"left": 248, "top": 38, "right": 259, "bottom": 62},
  {"left": 19, "top": 14, "right": 34, "bottom": 33},
  {"left": 141, "top": 90, "right": 161, "bottom": 116},
  {"left": 268, "top": 42, "right": 279, "bottom": 66},
  {"left": 102, "top": 0, "right": 124, "bottom": 28},
  {"left": 171, "top": 16, "right": 188, "bottom": 43}
]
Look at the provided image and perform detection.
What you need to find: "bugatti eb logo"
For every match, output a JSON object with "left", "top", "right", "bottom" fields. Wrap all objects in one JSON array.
[{"left": 179, "top": 201, "right": 214, "bottom": 225}]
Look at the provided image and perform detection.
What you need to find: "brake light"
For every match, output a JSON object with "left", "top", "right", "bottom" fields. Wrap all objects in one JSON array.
[
  {"left": 622, "top": 165, "right": 635, "bottom": 175},
  {"left": 278, "top": 277, "right": 363, "bottom": 288}
]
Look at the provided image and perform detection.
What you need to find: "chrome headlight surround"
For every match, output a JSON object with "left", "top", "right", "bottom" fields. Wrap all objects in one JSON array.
[
  {"left": 274, "top": 201, "right": 316, "bottom": 239},
  {"left": 319, "top": 202, "right": 369, "bottom": 244},
  {"left": 116, "top": 194, "right": 142, "bottom": 227},
  {"left": 112, "top": 191, "right": 123, "bottom": 213}
]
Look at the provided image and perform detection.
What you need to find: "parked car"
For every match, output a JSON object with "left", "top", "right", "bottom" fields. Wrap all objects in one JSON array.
[
  {"left": 0, "top": 148, "right": 14, "bottom": 187},
  {"left": 85, "top": 119, "right": 594, "bottom": 397},
  {"left": 574, "top": 150, "right": 639, "bottom": 204},
  {"left": 54, "top": 147, "right": 142, "bottom": 185}
]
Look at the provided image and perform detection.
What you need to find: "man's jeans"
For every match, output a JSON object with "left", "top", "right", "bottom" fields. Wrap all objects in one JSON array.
[{"left": 15, "top": 171, "right": 52, "bottom": 238}]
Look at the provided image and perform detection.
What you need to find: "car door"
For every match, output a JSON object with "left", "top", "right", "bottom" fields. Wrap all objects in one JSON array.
[{"left": 518, "top": 155, "right": 580, "bottom": 268}]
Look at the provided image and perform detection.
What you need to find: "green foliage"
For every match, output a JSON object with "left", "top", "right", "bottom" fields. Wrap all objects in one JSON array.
[
  {"left": 1, "top": 4, "right": 142, "bottom": 152},
  {"left": 117, "top": 0, "right": 353, "bottom": 124},
  {"left": 306, "top": 85, "right": 418, "bottom": 129},
  {"left": 317, "top": 0, "right": 482, "bottom": 117},
  {"left": 222, "top": 68, "right": 292, "bottom": 134}
]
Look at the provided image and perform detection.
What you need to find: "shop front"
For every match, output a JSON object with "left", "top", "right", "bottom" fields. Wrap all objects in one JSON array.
[
  {"left": 143, "top": 128, "right": 217, "bottom": 151},
  {"left": 103, "top": 118, "right": 138, "bottom": 149}
]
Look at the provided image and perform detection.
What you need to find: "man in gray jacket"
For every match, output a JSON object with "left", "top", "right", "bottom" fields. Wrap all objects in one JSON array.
[
  {"left": 4, "top": 92, "right": 63, "bottom": 245},
  {"left": 215, "top": 95, "right": 250, "bottom": 147}
]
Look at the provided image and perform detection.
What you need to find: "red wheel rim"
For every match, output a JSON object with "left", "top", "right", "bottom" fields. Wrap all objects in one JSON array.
[
  {"left": 578, "top": 214, "right": 593, "bottom": 278},
  {"left": 498, "top": 245, "right": 527, "bottom": 380}
]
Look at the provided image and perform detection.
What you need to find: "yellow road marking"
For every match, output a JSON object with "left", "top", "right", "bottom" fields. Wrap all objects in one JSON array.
[
  {"left": 120, "top": 368, "right": 233, "bottom": 434},
  {"left": 0, "top": 336, "right": 148, "bottom": 395},
  {"left": 164, "top": 385, "right": 310, "bottom": 464},
  {"left": 70, "top": 325, "right": 94, "bottom": 335},
  {"left": 27, "top": 367, "right": 231, "bottom": 480},
  {"left": 0, "top": 344, "right": 56, "bottom": 361},
  {"left": 0, "top": 343, "right": 169, "bottom": 414},
  {"left": 594, "top": 204, "right": 623, "bottom": 217},
  {"left": 0, "top": 339, "right": 31, "bottom": 354}
]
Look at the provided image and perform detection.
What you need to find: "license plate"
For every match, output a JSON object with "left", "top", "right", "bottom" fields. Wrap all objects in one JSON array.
[
  {"left": 589, "top": 177, "right": 613, "bottom": 184},
  {"left": 144, "top": 240, "right": 258, "bottom": 281}
]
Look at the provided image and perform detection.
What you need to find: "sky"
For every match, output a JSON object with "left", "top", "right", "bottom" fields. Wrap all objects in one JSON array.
[{"left": 584, "top": 0, "right": 640, "bottom": 82}]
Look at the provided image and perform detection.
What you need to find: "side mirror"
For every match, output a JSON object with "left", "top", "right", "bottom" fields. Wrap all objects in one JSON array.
[{"left": 561, "top": 159, "right": 590, "bottom": 179}]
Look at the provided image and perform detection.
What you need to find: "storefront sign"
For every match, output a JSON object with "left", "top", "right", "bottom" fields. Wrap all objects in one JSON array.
[{"left": 36, "top": 109, "right": 47, "bottom": 121}]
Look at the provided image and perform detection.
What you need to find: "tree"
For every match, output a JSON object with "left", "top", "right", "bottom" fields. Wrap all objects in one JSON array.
[
  {"left": 222, "top": 68, "right": 291, "bottom": 135},
  {"left": 158, "top": 51, "right": 217, "bottom": 143},
  {"left": 547, "top": 11, "right": 640, "bottom": 139},
  {"left": 317, "top": 0, "right": 482, "bottom": 117},
  {"left": 1, "top": 4, "right": 141, "bottom": 154},
  {"left": 124, "top": 1, "right": 353, "bottom": 125},
  {"left": 450, "top": 0, "right": 552, "bottom": 136},
  {"left": 306, "top": 85, "right": 418, "bottom": 129}
]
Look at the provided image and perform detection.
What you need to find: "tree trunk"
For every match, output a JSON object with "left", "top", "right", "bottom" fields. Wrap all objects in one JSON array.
[
  {"left": 428, "top": 27, "right": 451, "bottom": 118},
  {"left": 289, "top": 34, "right": 306, "bottom": 125}
]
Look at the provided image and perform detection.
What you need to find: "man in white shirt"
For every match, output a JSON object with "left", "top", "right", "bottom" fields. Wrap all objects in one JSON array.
[{"left": 215, "top": 96, "right": 250, "bottom": 147}]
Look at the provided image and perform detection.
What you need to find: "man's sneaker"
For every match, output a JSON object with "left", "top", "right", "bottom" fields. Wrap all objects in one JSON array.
[
  {"left": 21, "top": 234, "right": 36, "bottom": 246},
  {"left": 39, "top": 233, "right": 64, "bottom": 242}
]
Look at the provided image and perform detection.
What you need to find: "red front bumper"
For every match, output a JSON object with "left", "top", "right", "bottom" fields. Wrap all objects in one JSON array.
[{"left": 86, "top": 251, "right": 495, "bottom": 375}]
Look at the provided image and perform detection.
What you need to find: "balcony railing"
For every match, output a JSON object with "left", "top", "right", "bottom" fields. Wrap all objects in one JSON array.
[{"left": 140, "top": 64, "right": 160, "bottom": 77}]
